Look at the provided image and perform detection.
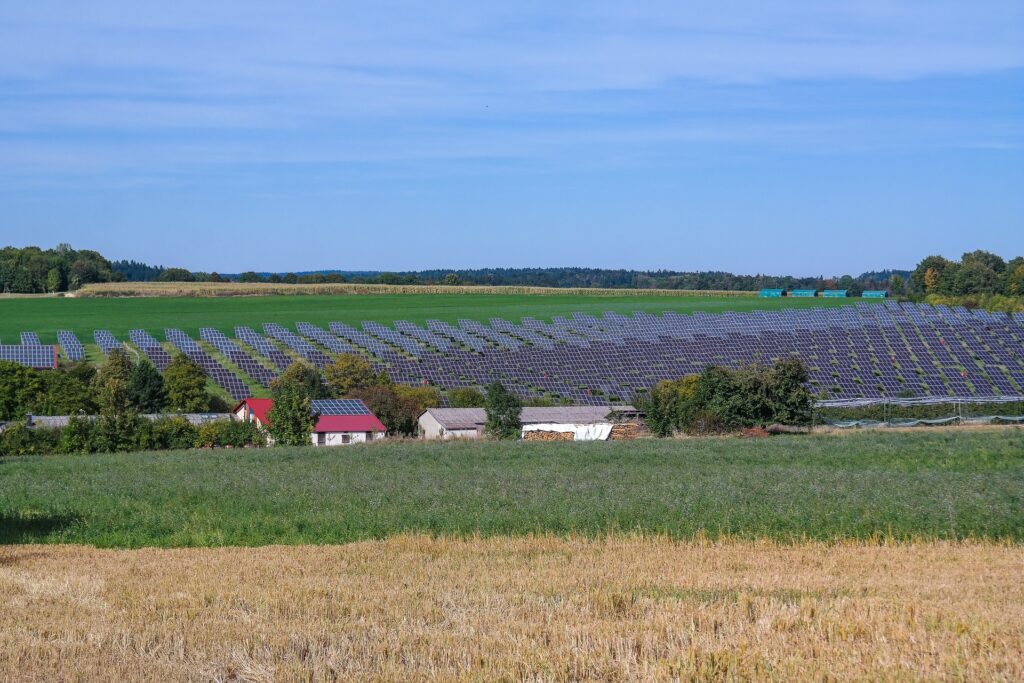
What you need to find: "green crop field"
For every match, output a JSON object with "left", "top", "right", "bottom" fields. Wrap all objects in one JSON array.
[
  {"left": 0, "top": 293, "right": 869, "bottom": 345},
  {"left": 2, "top": 429, "right": 1021, "bottom": 547}
]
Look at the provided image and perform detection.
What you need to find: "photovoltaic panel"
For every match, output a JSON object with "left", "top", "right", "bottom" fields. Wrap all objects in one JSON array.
[
  {"left": 0, "top": 344, "right": 57, "bottom": 368},
  {"left": 311, "top": 398, "right": 371, "bottom": 415},
  {"left": 35, "top": 302, "right": 1024, "bottom": 406},
  {"left": 20, "top": 332, "right": 42, "bottom": 345},
  {"left": 57, "top": 331, "right": 85, "bottom": 361},
  {"left": 94, "top": 330, "right": 121, "bottom": 354}
]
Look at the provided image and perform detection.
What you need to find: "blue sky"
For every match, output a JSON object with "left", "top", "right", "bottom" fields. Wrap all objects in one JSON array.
[{"left": 0, "top": 1, "right": 1021, "bottom": 275}]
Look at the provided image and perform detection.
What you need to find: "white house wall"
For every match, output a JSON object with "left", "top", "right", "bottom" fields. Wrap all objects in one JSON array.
[{"left": 310, "top": 431, "right": 385, "bottom": 446}]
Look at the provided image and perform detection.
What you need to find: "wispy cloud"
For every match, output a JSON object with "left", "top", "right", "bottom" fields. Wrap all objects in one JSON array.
[
  {"left": 0, "top": 1, "right": 1021, "bottom": 145},
  {"left": 0, "top": 1, "right": 1021, "bottom": 276}
]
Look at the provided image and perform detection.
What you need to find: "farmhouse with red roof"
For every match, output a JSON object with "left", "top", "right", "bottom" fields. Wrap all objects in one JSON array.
[{"left": 233, "top": 397, "right": 386, "bottom": 446}]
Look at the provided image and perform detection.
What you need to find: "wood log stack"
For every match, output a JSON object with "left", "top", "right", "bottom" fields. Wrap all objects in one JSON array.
[
  {"left": 609, "top": 423, "right": 640, "bottom": 440},
  {"left": 522, "top": 431, "right": 575, "bottom": 442}
]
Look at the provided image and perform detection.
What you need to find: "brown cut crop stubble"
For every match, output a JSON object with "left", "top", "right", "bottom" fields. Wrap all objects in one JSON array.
[{"left": 1, "top": 536, "right": 1022, "bottom": 681}]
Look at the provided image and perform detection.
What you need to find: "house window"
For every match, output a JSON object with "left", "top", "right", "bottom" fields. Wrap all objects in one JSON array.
[
  {"left": 317, "top": 432, "right": 326, "bottom": 446},
  {"left": 342, "top": 434, "right": 351, "bottom": 444}
]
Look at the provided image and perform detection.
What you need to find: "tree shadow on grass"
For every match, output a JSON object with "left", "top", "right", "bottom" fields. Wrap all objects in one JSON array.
[{"left": 0, "top": 511, "right": 83, "bottom": 545}]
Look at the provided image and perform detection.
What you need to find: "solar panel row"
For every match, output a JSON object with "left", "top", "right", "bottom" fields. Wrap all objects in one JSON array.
[
  {"left": 165, "top": 328, "right": 250, "bottom": 401},
  {"left": 57, "top": 331, "right": 85, "bottom": 361},
  {"left": 310, "top": 398, "right": 371, "bottom": 416},
  {"left": 0, "top": 344, "right": 57, "bottom": 368},
  {"left": 93, "top": 330, "right": 121, "bottom": 355},
  {"left": 129, "top": 329, "right": 172, "bottom": 371},
  {"left": 200, "top": 328, "right": 278, "bottom": 388},
  {"left": 296, "top": 302, "right": 1024, "bottom": 405},
  {"left": 15, "top": 301, "right": 1024, "bottom": 406}
]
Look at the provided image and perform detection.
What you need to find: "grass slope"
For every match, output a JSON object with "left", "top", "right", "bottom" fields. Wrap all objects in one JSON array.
[
  {"left": 0, "top": 293, "right": 866, "bottom": 344},
  {"left": 2, "top": 430, "right": 1021, "bottom": 547}
]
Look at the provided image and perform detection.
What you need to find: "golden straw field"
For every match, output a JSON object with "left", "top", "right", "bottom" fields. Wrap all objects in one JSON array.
[{"left": 2, "top": 536, "right": 1022, "bottom": 682}]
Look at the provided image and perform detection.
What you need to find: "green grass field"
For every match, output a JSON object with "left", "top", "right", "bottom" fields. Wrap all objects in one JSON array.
[
  {"left": 2, "top": 430, "right": 1021, "bottom": 547},
  {"left": 0, "top": 293, "right": 868, "bottom": 344}
]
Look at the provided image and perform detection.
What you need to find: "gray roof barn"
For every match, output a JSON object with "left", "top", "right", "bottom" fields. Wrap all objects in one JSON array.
[{"left": 418, "top": 405, "right": 636, "bottom": 438}]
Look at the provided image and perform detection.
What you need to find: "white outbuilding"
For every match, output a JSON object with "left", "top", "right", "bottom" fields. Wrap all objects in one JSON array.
[{"left": 417, "top": 405, "right": 637, "bottom": 441}]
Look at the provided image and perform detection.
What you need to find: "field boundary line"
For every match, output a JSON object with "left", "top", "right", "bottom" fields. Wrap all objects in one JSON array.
[{"left": 76, "top": 282, "right": 760, "bottom": 298}]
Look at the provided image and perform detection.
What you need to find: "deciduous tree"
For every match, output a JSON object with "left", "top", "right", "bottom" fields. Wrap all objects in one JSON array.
[
  {"left": 484, "top": 382, "right": 522, "bottom": 440},
  {"left": 324, "top": 353, "right": 387, "bottom": 397},
  {"left": 267, "top": 363, "right": 319, "bottom": 445},
  {"left": 128, "top": 360, "right": 166, "bottom": 412},
  {"left": 163, "top": 354, "right": 210, "bottom": 412},
  {"left": 449, "top": 387, "right": 486, "bottom": 407}
]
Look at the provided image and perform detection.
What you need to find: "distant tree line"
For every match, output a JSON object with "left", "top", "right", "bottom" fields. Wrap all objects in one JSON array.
[
  {"left": 222, "top": 267, "right": 913, "bottom": 293},
  {"left": 910, "top": 251, "right": 1024, "bottom": 297},
  {"left": 110, "top": 259, "right": 165, "bottom": 282},
  {"left": 0, "top": 244, "right": 122, "bottom": 293},
  {"left": 108, "top": 263, "right": 920, "bottom": 294},
  {"left": 7, "top": 243, "right": 1021, "bottom": 297}
]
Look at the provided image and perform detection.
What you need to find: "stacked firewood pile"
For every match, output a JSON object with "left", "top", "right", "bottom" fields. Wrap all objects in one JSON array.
[
  {"left": 609, "top": 423, "right": 640, "bottom": 440},
  {"left": 522, "top": 431, "right": 575, "bottom": 442}
]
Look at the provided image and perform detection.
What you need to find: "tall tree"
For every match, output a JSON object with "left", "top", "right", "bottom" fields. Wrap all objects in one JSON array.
[
  {"left": 280, "top": 361, "right": 329, "bottom": 399},
  {"left": 95, "top": 348, "right": 134, "bottom": 387},
  {"left": 324, "top": 353, "right": 387, "bottom": 397},
  {"left": 449, "top": 387, "right": 486, "bottom": 407},
  {"left": 341, "top": 384, "right": 437, "bottom": 436},
  {"left": 128, "top": 360, "right": 167, "bottom": 412},
  {"left": 267, "top": 363, "right": 319, "bottom": 445},
  {"left": 1006, "top": 260, "right": 1024, "bottom": 296},
  {"left": 0, "top": 361, "right": 44, "bottom": 420},
  {"left": 30, "top": 371, "right": 94, "bottom": 416},
  {"left": 349, "top": 385, "right": 410, "bottom": 436},
  {"left": 484, "top": 382, "right": 522, "bottom": 440},
  {"left": 163, "top": 354, "right": 210, "bottom": 412},
  {"left": 93, "top": 359, "right": 141, "bottom": 452},
  {"left": 911, "top": 255, "right": 952, "bottom": 293}
]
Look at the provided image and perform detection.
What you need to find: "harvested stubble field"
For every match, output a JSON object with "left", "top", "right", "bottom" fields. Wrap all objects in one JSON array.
[
  {"left": 1, "top": 536, "right": 1022, "bottom": 681},
  {"left": 0, "top": 290, "right": 867, "bottom": 344}
]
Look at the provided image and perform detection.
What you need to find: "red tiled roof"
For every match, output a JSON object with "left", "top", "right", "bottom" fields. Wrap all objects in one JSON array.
[
  {"left": 235, "top": 398, "right": 274, "bottom": 426},
  {"left": 314, "top": 414, "right": 386, "bottom": 433},
  {"left": 235, "top": 398, "right": 387, "bottom": 434}
]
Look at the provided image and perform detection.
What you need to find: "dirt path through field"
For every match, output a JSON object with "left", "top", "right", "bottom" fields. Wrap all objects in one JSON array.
[{"left": 2, "top": 537, "right": 1022, "bottom": 681}]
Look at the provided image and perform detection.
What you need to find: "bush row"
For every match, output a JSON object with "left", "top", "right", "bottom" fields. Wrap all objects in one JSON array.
[
  {"left": 639, "top": 358, "right": 813, "bottom": 437},
  {"left": 0, "top": 417, "right": 265, "bottom": 456}
]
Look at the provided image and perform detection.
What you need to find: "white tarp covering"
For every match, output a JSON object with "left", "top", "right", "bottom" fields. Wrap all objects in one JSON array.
[{"left": 521, "top": 423, "right": 613, "bottom": 441}]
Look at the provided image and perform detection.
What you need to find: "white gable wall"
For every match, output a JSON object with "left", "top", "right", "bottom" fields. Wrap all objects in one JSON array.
[{"left": 311, "top": 431, "right": 386, "bottom": 446}]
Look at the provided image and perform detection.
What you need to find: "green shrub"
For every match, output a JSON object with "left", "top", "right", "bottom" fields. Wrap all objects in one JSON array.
[
  {"left": 641, "top": 359, "right": 813, "bottom": 436},
  {"left": 149, "top": 417, "right": 199, "bottom": 450},
  {"left": 0, "top": 423, "right": 58, "bottom": 456},
  {"left": 195, "top": 419, "right": 265, "bottom": 448},
  {"left": 55, "top": 417, "right": 97, "bottom": 454}
]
